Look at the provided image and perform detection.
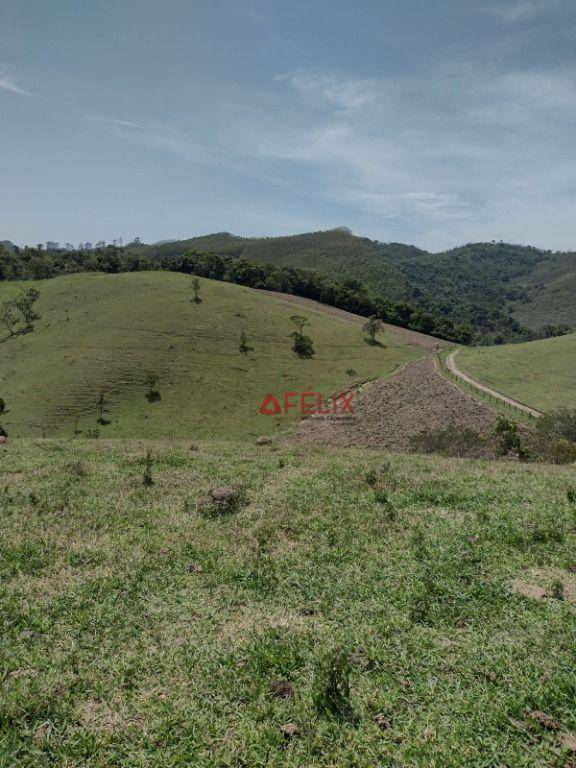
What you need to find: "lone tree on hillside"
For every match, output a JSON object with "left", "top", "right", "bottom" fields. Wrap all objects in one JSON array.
[
  {"left": 0, "top": 288, "right": 41, "bottom": 338},
  {"left": 289, "top": 315, "right": 315, "bottom": 359},
  {"left": 191, "top": 277, "right": 202, "bottom": 304},
  {"left": 0, "top": 398, "right": 5, "bottom": 415},
  {"left": 239, "top": 331, "right": 252, "bottom": 355},
  {"left": 96, "top": 392, "right": 111, "bottom": 426},
  {"left": 363, "top": 315, "right": 384, "bottom": 346}
]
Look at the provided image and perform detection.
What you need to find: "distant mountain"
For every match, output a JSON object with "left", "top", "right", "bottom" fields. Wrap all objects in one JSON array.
[
  {"left": 0, "top": 240, "right": 15, "bottom": 252},
  {"left": 131, "top": 229, "right": 576, "bottom": 343}
]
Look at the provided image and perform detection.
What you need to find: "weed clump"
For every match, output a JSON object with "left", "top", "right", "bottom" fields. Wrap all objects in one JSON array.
[
  {"left": 198, "top": 486, "right": 246, "bottom": 516},
  {"left": 313, "top": 648, "right": 354, "bottom": 721},
  {"left": 373, "top": 490, "right": 396, "bottom": 521},
  {"left": 67, "top": 461, "right": 87, "bottom": 478},
  {"left": 142, "top": 450, "right": 154, "bottom": 487},
  {"left": 551, "top": 579, "right": 565, "bottom": 601}
]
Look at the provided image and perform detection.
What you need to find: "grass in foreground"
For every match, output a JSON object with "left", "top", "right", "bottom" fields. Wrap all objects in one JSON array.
[
  {"left": 1, "top": 439, "right": 576, "bottom": 767},
  {"left": 0, "top": 272, "right": 422, "bottom": 439},
  {"left": 458, "top": 333, "right": 576, "bottom": 413}
]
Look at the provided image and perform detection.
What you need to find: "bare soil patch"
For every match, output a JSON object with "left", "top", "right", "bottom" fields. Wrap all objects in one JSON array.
[{"left": 294, "top": 357, "right": 499, "bottom": 452}]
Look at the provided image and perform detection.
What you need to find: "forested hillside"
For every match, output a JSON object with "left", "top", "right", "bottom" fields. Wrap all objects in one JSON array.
[{"left": 130, "top": 230, "right": 576, "bottom": 344}]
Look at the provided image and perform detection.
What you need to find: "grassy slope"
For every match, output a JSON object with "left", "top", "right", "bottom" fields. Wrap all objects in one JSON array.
[
  {"left": 1, "top": 439, "right": 576, "bottom": 767},
  {"left": 0, "top": 272, "right": 424, "bottom": 439},
  {"left": 458, "top": 333, "right": 576, "bottom": 412},
  {"left": 134, "top": 231, "right": 576, "bottom": 332}
]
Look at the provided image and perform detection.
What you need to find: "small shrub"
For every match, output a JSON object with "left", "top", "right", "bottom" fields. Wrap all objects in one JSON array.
[
  {"left": 373, "top": 490, "right": 396, "bottom": 520},
  {"left": 493, "top": 416, "right": 527, "bottom": 459},
  {"left": 365, "top": 469, "right": 378, "bottom": 486},
  {"left": 313, "top": 648, "right": 354, "bottom": 720},
  {"left": 0, "top": 423, "right": 7, "bottom": 438},
  {"left": 198, "top": 486, "right": 246, "bottom": 517},
  {"left": 67, "top": 461, "right": 87, "bottom": 478},
  {"left": 567, "top": 488, "right": 576, "bottom": 504},
  {"left": 544, "top": 439, "right": 576, "bottom": 465},
  {"left": 239, "top": 331, "right": 253, "bottom": 355},
  {"left": 551, "top": 580, "right": 565, "bottom": 601},
  {"left": 537, "top": 408, "right": 576, "bottom": 443},
  {"left": 145, "top": 375, "right": 161, "bottom": 403}
]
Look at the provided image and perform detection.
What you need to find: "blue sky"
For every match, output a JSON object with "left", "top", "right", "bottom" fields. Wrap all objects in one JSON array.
[{"left": 1, "top": 0, "right": 575, "bottom": 250}]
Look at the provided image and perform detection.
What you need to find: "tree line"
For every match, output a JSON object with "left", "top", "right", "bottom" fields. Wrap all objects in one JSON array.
[{"left": 0, "top": 243, "right": 473, "bottom": 343}]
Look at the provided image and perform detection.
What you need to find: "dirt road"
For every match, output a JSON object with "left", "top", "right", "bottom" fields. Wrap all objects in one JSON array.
[{"left": 445, "top": 350, "right": 543, "bottom": 418}]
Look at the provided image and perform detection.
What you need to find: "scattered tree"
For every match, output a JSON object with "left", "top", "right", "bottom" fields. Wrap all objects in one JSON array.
[
  {"left": 362, "top": 315, "right": 383, "bottom": 345},
  {"left": 145, "top": 376, "right": 161, "bottom": 403},
  {"left": 0, "top": 288, "right": 41, "bottom": 338},
  {"left": 289, "top": 315, "right": 315, "bottom": 358},
  {"left": 96, "top": 392, "right": 111, "bottom": 426},
  {"left": 191, "top": 277, "right": 202, "bottom": 304},
  {"left": 0, "top": 397, "right": 5, "bottom": 415},
  {"left": 239, "top": 331, "right": 252, "bottom": 355}
]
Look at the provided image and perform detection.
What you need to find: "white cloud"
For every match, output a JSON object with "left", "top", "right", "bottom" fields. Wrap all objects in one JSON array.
[
  {"left": 275, "top": 70, "right": 380, "bottom": 113},
  {"left": 488, "top": 1, "right": 556, "bottom": 24},
  {"left": 85, "top": 115, "right": 143, "bottom": 129},
  {"left": 0, "top": 73, "right": 35, "bottom": 97},
  {"left": 235, "top": 64, "right": 576, "bottom": 249}
]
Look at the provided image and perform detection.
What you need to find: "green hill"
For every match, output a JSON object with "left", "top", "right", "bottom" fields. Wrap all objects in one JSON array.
[
  {"left": 132, "top": 231, "right": 576, "bottom": 343},
  {"left": 0, "top": 272, "right": 427, "bottom": 439},
  {"left": 457, "top": 333, "right": 576, "bottom": 413},
  {"left": 133, "top": 229, "right": 411, "bottom": 301}
]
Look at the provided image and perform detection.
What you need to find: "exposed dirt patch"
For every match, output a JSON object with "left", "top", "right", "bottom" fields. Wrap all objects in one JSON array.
[
  {"left": 512, "top": 568, "right": 576, "bottom": 605},
  {"left": 293, "top": 357, "right": 500, "bottom": 452}
]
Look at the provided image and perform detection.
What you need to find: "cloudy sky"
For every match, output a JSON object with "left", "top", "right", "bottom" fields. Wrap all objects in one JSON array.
[{"left": 1, "top": 0, "right": 575, "bottom": 250}]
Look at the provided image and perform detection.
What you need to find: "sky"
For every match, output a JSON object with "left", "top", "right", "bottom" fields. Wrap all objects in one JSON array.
[{"left": 1, "top": 0, "right": 576, "bottom": 251}]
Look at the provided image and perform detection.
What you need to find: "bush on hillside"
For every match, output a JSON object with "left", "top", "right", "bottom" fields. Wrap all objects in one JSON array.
[
  {"left": 527, "top": 408, "right": 576, "bottom": 464},
  {"left": 410, "top": 426, "right": 490, "bottom": 459},
  {"left": 492, "top": 415, "right": 528, "bottom": 459}
]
